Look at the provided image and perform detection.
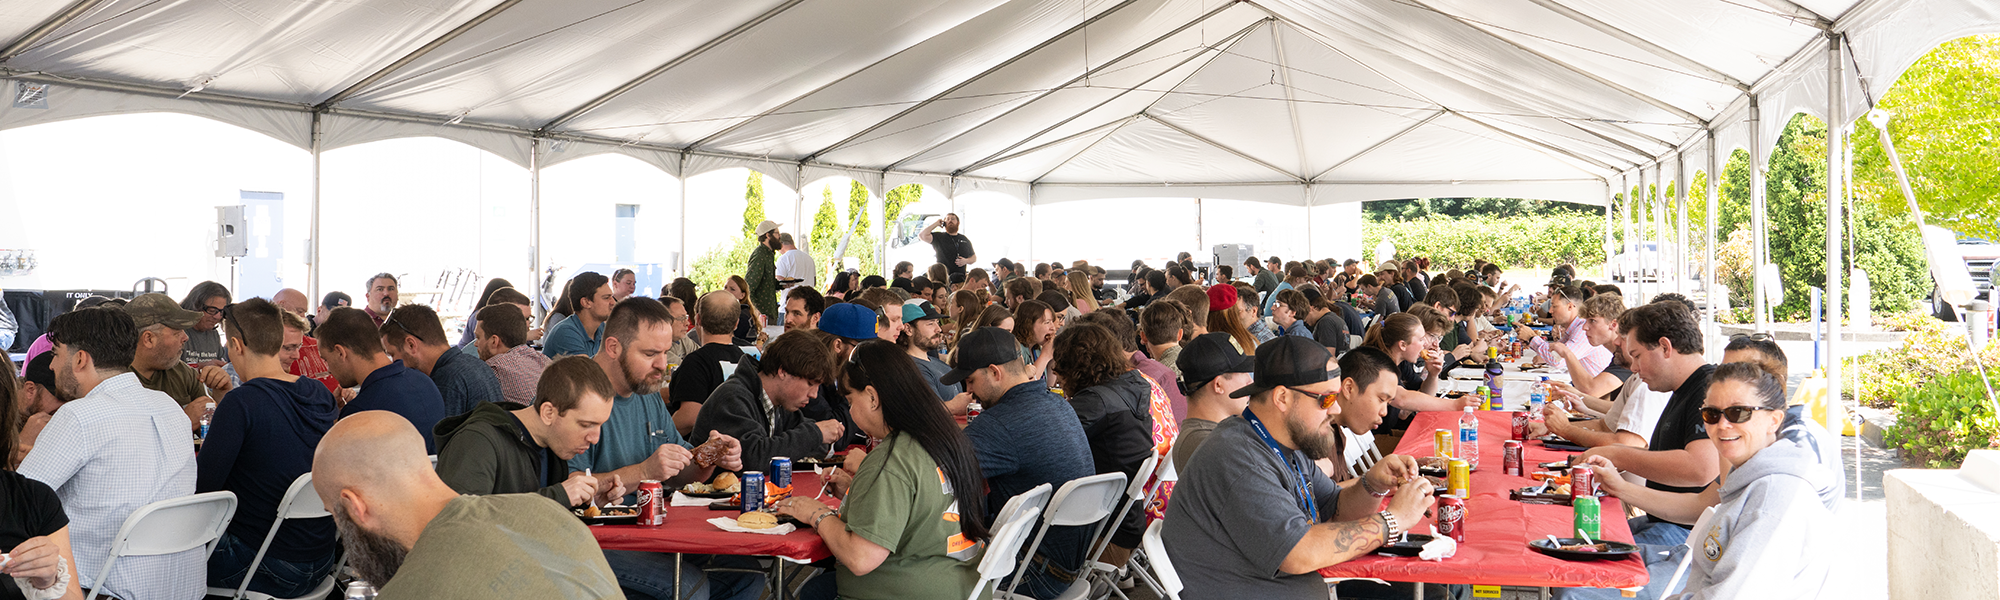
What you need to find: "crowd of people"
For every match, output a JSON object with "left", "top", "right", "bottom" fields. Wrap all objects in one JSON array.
[{"left": 0, "top": 211, "right": 1843, "bottom": 600}]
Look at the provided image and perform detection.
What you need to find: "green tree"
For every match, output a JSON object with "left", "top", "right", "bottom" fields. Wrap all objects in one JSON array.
[
  {"left": 811, "top": 186, "right": 840, "bottom": 267},
  {"left": 1363, "top": 197, "right": 1596, "bottom": 221},
  {"left": 741, "top": 170, "right": 766, "bottom": 238},
  {"left": 1757, "top": 113, "right": 1927, "bottom": 318},
  {"left": 884, "top": 183, "right": 921, "bottom": 225},
  {"left": 848, "top": 181, "right": 870, "bottom": 236},
  {"left": 1852, "top": 34, "right": 2000, "bottom": 241}
]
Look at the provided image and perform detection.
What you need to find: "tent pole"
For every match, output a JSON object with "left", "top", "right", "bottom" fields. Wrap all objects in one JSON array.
[
  {"left": 1677, "top": 151, "right": 1690, "bottom": 297},
  {"left": 1622, "top": 172, "right": 1633, "bottom": 294},
  {"left": 1303, "top": 184, "right": 1314, "bottom": 259},
  {"left": 1824, "top": 33, "right": 1845, "bottom": 434},
  {"left": 530, "top": 137, "right": 543, "bottom": 317},
  {"left": 308, "top": 110, "right": 323, "bottom": 302},
  {"left": 679, "top": 153, "right": 690, "bottom": 278},
  {"left": 1749, "top": 95, "right": 1769, "bottom": 332},
  {"left": 1603, "top": 181, "right": 1613, "bottom": 284},
  {"left": 1707, "top": 132, "right": 1721, "bottom": 359}
]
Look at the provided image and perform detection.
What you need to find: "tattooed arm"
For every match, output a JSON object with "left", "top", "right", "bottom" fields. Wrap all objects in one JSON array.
[{"left": 1280, "top": 476, "right": 1434, "bottom": 574}]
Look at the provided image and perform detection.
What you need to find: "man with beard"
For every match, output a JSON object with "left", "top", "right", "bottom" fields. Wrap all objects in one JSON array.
[
  {"left": 362, "top": 273, "right": 399, "bottom": 328},
  {"left": 689, "top": 330, "right": 843, "bottom": 470},
  {"left": 123, "top": 293, "right": 230, "bottom": 431},
  {"left": 897, "top": 301, "right": 964, "bottom": 409},
  {"left": 747, "top": 220, "right": 783, "bottom": 321},
  {"left": 566, "top": 298, "right": 765, "bottom": 600},
  {"left": 921, "top": 212, "right": 977, "bottom": 281},
  {"left": 21, "top": 307, "right": 201, "bottom": 599},
  {"left": 13, "top": 352, "right": 71, "bottom": 463},
  {"left": 784, "top": 286, "right": 824, "bottom": 333},
  {"left": 314, "top": 412, "right": 621, "bottom": 598},
  {"left": 1162, "top": 336, "right": 1432, "bottom": 600}
]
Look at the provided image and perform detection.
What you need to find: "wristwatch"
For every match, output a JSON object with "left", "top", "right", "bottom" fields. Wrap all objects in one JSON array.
[{"left": 1377, "top": 511, "right": 1402, "bottom": 543}]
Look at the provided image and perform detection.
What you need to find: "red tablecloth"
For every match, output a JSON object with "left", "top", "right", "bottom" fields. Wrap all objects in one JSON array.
[
  {"left": 1318, "top": 411, "right": 1650, "bottom": 589},
  {"left": 591, "top": 472, "right": 839, "bottom": 562}
]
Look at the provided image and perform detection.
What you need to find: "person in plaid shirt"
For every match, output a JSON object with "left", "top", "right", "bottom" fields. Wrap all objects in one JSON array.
[
  {"left": 1517, "top": 284, "right": 1612, "bottom": 377},
  {"left": 472, "top": 304, "right": 551, "bottom": 408}
]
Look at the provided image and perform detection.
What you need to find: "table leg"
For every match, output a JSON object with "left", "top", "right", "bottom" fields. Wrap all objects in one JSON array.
[
  {"left": 1414, "top": 581, "right": 1425, "bottom": 600},
  {"left": 774, "top": 559, "right": 787, "bottom": 600},
  {"left": 674, "top": 553, "right": 682, "bottom": 599}
]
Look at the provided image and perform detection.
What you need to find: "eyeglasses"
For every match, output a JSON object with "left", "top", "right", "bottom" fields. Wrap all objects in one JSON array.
[
  {"left": 200, "top": 305, "right": 226, "bottom": 316},
  {"left": 1287, "top": 386, "right": 1339, "bottom": 410},
  {"left": 1698, "top": 405, "right": 1778, "bottom": 425}
]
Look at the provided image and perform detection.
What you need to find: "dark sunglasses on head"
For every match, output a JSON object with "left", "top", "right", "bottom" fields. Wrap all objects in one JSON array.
[{"left": 1699, "top": 405, "right": 1778, "bottom": 425}]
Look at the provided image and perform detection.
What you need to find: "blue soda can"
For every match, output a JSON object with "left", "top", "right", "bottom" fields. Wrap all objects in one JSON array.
[
  {"left": 739, "top": 472, "right": 766, "bottom": 514},
  {"left": 769, "top": 457, "right": 793, "bottom": 490}
]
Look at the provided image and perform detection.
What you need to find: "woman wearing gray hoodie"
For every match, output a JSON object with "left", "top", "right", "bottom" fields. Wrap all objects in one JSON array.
[{"left": 1674, "top": 362, "right": 1837, "bottom": 599}]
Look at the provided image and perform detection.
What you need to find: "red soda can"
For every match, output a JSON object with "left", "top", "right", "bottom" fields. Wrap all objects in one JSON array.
[
  {"left": 1511, "top": 411, "right": 1530, "bottom": 440},
  {"left": 1569, "top": 465, "right": 1596, "bottom": 499},
  {"left": 636, "top": 480, "right": 665, "bottom": 526},
  {"left": 1436, "top": 495, "right": 1467, "bottom": 542},
  {"left": 1503, "top": 440, "right": 1523, "bottom": 476}
]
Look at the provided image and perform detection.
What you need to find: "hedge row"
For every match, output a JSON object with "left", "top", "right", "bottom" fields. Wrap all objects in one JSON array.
[{"left": 1361, "top": 214, "right": 1609, "bottom": 270}]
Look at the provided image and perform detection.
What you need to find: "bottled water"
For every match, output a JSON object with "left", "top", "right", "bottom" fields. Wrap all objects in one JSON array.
[{"left": 1458, "top": 407, "right": 1480, "bottom": 469}]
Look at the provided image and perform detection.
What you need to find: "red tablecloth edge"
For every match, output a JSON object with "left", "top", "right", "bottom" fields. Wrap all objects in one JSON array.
[{"left": 1317, "top": 411, "right": 1649, "bottom": 589}]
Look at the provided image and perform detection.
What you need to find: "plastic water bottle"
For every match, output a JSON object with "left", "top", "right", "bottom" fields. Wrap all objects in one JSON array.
[
  {"left": 1458, "top": 406, "right": 1480, "bottom": 470},
  {"left": 1530, "top": 377, "right": 1549, "bottom": 422},
  {"left": 198, "top": 402, "right": 216, "bottom": 440}
]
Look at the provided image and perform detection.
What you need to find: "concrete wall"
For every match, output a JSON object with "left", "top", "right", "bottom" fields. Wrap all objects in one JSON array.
[{"left": 1885, "top": 450, "right": 2000, "bottom": 600}]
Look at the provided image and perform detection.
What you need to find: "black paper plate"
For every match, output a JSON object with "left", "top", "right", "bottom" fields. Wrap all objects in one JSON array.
[
  {"left": 1528, "top": 538, "right": 1639, "bottom": 561},
  {"left": 574, "top": 506, "right": 640, "bottom": 526},
  {"left": 679, "top": 489, "right": 737, "bottom": 499},
  {"left": 1375, "top": 534, "right": 1436, "bottom": 557}
]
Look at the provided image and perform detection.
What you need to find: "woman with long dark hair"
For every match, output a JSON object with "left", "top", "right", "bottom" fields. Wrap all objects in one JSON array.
[
  {"left": 1361, "top": 311, "right": 1479, "bottom": 436},
  {"left": 1012, "top": 300, "right": 1056, "bottom": 380},
  {"left": 456, "top": 278, "right": 514, "bottom": 347},
  {"left": 776, "top": 341, "right": 991, "bottom": 600},
  {"left": 1050, "top": 323, "right": 1155, "bottom": 571}
]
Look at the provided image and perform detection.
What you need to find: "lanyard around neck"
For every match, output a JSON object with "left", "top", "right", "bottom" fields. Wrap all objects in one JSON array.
[{"left": 1240, "top": 409, "right": 1318, "bottom": 521}]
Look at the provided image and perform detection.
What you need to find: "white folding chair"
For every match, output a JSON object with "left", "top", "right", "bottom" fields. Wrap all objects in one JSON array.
[
  {"left": 206, "top": 473, "right": 340, "bottom": 600},
  {"left": 1658, "top": 506, "right": 1720, "bottom": 599},
  {"left": 1129, "top": 451, "right": 1179, "bottom": 597},
  {"left": 1002, "top": 472, "right": 1129, "bottom": 599},
  {"left": 1346, "top": 428, "right": 1383, "bottom": 473},
  {"left": 87, "top": 491, "right": 238, "bottom": 600},
  {"left": 1085, "top": 453, "right": 1162, "bottom": 600},
  {"left": 1139, "top": 520, "right": 1182, "bottom": 600},
  {"left": 994, "top": 484, "right": 1054, "bottom": 541},
  {"left": 969, "top": 506, "right": 1043, "bottom": 600}
]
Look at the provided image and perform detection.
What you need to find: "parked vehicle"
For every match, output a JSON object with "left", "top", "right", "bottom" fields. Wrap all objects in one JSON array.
[{"left": 1609, "top": 241, "right": 1680, "bottom": 282}]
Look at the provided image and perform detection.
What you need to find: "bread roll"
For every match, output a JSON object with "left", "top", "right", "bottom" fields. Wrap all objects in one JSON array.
[
  {"left": 737, "top": 511, "right": 778, "bottom": 529},
  {"left": 712, "top": 472, "right": 740, "bottom": 492}
]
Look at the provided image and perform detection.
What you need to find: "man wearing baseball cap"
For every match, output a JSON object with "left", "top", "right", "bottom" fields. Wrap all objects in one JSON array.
[
  {"left": 125, "top": 292, "right": 231, "bottom": 431},
  {"left": 952, "top": 327, "right": 1094, "bottom": 598},
  {"left": 746, "top": 220, "right": 783, "bottom": 321},
  {"left": 897, "top": 301, "right": 964, "bottom": 407},
  {"left": 1171, "top": 332, "right": 1255, "bottom": 469},
  {"left": 1163, "top": 336, "right": 1432, "bottom": 600},
  {"left": 14, "top": 352, "right": 70, "bottom": 462},
  {"left": 801, "top": 303, "right": 876, "bottom": 449}
]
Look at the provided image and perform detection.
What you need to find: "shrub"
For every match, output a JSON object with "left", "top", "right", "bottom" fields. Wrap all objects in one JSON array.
[
  {"left": 1847, "top": 311, "right": 2000, "bottom": 408},
  {"left": 1714, "top": 225, "right": 1755, "bottom": 308},
  {"left": 1362, "top": 214, "right": 1607, "bottom": 270},
  {"left": 1886, "top": 369, "right": 2000, "bottom": 468}
]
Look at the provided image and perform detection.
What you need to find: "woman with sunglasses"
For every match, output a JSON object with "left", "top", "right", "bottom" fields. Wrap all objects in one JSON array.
[{"left": 776, "top": 341, "right": 992, "bottom": 600}]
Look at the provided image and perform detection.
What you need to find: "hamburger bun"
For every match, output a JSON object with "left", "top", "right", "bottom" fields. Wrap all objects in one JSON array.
[
  {"left": 737, "top": 511, "right": 778, "bottom": 530},
  {"left": 712, "top": 472, "right": 740, "bottom": 492}
]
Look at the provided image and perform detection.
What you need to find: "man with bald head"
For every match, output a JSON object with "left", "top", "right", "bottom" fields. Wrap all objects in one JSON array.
[
  {"left": 273, "top": 288, "right": 340, "bottom": 393},
  {"left": 663, "top": 291, "right": 746, "bottom": 435},
  {"left": 314, "top": 412, "right": 621, "bottom": 598}
]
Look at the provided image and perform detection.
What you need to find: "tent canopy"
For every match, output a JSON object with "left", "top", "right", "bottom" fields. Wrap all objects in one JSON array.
[{"left": 1, "top": 0, "right": 1995, "bottom": 205}]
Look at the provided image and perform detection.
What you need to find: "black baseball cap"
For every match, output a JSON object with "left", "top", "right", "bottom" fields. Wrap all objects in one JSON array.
[
  {"left": 1230, "top": 335, "right": 1337, "bottom": 399},
  {"left": 1176, "top": 332, "right": 1254, "bottom": 395},
  {"left": 21, "top": 352, "right": 56, "bottom": 389},
  {"left": 940, "top": 327, "right": 1022, "bottom": 385},
  {"left": 994, "top": 258, "right": 1017, "bottom": 272},
  {"left": 322, "top": 291, "right": 353, "bottom": 310}
]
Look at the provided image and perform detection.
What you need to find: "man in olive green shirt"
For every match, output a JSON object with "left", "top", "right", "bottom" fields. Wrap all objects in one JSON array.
[
  {"left": 747, "top": 220, "right": 783, "bottom": 321},
  {"left": 124, "top": 293, "right": 230, "bottom": 431},
  {"left": 315, "top": 411, "right": 621, "bottom": 599}
]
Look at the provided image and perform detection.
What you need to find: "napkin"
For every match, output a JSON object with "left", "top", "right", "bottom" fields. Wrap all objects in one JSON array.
[
  {"left": 708, "top": 516, "right": 796, "bottom": 535},
  {"left": 1419, "top": 526, "right": 1457, "bottom": 561},
  {"left": 672, "top": 492, "right": 717, "bottom": 507}
]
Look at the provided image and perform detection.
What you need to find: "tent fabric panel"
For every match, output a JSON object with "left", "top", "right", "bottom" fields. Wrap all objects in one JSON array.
[
  {"left": 684, "top": 153, "right": 803, "bottom": 190},
  {"left": 1317, "top": 113, "right": 1602, "bottom": 182},
  {"left": 9, "top": 0, "right": 508, "bottom": 105},
  {"left": 802, "top": 165, "right": 885, "bottom": 195},
  {"left": 0, "top": 79, "right": 311, "bottom": 150},
  {"left": 1311, "top": 179, "right": 1607, "bottom": 207},
  {"left": 1034, "top": 116, "right": 1292, "bottom": 184},
  {"left": 1141, "top": 20, "right": 1307, "bottom": 177},
  {"left": 1548, "top": 0, "right": 1815, "bottom": 84},
  {"left": 884, "top": 172, "right": 954, "bottom": 196},
  {"left": 953, "top": 176, "right": 1030, "bottom": 202},
  {"left": 322, "top": 112, "right": 533, "bottom": 166},
  {"left": 0, "top": 0, "right": 78, "bottom": 48},
  {"left": 336, "top": 0, "right": 794, "bottom": 131},
  {"left": 539, "top": 139, "right": 682, "bottom": 177},
  {"left": 1032, "top": 182, "right": 1308, "bottom": 206},
  {"left": 960, "top": 121, "right": 1125, "bottom": 181},
  {"left": 1841, "top": 0, "right": 2000, "bottom": 114}
]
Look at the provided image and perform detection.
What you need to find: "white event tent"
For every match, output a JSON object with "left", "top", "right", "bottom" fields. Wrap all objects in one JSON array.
[{"left": 3, "top": 0, "right": 1998, "bottom": 429}]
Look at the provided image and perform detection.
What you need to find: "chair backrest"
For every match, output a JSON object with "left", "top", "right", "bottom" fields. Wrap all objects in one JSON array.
[
  {"left": 1660, "top": 506, "right": 1719, "bottom": 600},
  {"left": 277, "top": 473, "right": 330, "bottom": 519},
  {"left": 969, "top": 506, "right": 1043, "bottom": 600},
  {"left": 994, "top": 483, "right": 1053, "bottom": 533},
  {"left": 90, "top": 492, "right": 237, "bottom": 600},
  {"left": 1043, "top": 472, "right": 1129, "bottom": 527},
  {"left": 1123, "top": 452, "right": 1162, "bottom": 502},
  {"left": 1140, "top": 520, "right": 1183, "bottom": 600}
]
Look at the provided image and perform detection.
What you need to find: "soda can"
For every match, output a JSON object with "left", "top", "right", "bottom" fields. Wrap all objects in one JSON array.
[
  {"left": 769, "top": 457, "right": 793, "bottom": 491},
  {"left": 740, "top": 472, "right": 767, "bottom": 514},
  {"left": 1502, "top": 440, "right": 1524, "bottom": 477},
  {"left": 1511, "top": 411, "right": 1530, "bottom": 440},
  {"left": 1436, "top": 494, "right": 1467, "bottom": 543},
  {"left": 636, "top": 480, "right": 665, "bottom": 527},
  {"left": 1572, "top": 496, "right": 1601, "bottom": 540},
  {"left": 1569, "top": 465, "right": 1597, "bottom": 499},
  {"left": 1448, "top": 459, "right": 1472, "bottom": 498},
  {"left": 1434, "top": 428, "right": 1455, "bottom": 459}
]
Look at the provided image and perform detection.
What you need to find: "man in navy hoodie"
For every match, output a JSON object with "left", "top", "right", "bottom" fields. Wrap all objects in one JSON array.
[
  {"left": 318, "top": 307, "right": 446, "bottom": 453},
  {"left": 198, "top": 298, "right": 340, "bottom": 598}
]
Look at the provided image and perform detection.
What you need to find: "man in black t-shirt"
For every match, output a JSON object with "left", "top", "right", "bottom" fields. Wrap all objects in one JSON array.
[
  {"left": 663, "top": 292, "right": 745, "bottom": 436},
  {"left": 919, "top": 213, "right": 976, "bottom": 279}
]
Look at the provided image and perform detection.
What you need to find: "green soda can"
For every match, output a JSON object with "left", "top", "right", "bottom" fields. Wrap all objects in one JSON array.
[{"left": 1572, "top": 496, "right": 1602, "bottom": 540}]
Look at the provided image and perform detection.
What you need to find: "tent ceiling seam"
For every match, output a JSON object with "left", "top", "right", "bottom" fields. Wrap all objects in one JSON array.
[
  {"left": 316, "top": 0, "right": 528, "bottom": 110},
  {"left": 1271, "top": 24, "right": 1311, "bottom": 178},
  {"left": 1146, "top": 112, "right": 1305, "bottom": 183},
  {"left": 1309, "top": 109, "right": 1442, "bottom": 181},
  {"left": 1028, "top": 109, "right": 1138, "bottom": 182},
  {"left": 1453, "top": 109, "right": 1629, "bottom": 173},
  {"left": 797, "top": 0, "right": 1146, "bottom": 163},
  {"left": 0, "top": 0, "right": 107, "bottom": 64},
  {"left": 959, "top": 115, "right": 1140, "bottom": 173},
  {"left": 1522, "top": 0, "right": 1750, "bottom": 90},
  {"left": 884, "top": 8, "right": 1256, "bottom": 173},
  {"left": 538, "top": 0, "right": 810, "bottom": 134}
]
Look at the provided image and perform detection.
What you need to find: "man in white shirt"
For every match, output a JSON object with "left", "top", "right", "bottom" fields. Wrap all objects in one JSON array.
[
  {"left": 21, "top": 306, "right": 201, "bottom": 600},
  {"left": 774, "top": 233, "right": 816, "bottom": 290}
]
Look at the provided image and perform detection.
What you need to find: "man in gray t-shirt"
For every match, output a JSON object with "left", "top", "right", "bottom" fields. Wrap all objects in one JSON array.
[{"left": 1163, "top": 336, "right": 1432, "bottom": 599}]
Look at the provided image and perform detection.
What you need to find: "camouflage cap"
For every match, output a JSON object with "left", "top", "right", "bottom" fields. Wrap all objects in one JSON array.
[{"left": 123, "top": 293, "right": 202, "bottom": 330}]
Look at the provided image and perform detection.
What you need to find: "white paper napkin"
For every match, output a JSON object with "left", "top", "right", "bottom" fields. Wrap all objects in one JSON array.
[
  {"left": 672, "top": 492, "right": 719, "bottom": 507},
  {"left": 708, "top": 516, "right": 796, "bottom": 535},
  {"left": 1419, "top": 526, "right": 1457, "bottom": 561}
]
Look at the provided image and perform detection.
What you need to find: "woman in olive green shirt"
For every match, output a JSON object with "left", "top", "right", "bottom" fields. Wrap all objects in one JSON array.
[{"left": 777, "top": 341, "right": 992, "bottom": 600}]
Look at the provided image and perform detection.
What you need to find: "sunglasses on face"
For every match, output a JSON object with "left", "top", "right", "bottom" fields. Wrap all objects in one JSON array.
[
  {"left": 201, "top": 305, "right": 226, "bottom": 316},
  {"left": 1699, "top": 405, "right": 1778, "bottom": 425},
  {"left": 1287, "top": 386, "right": 1339, "bottom": 410}
]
